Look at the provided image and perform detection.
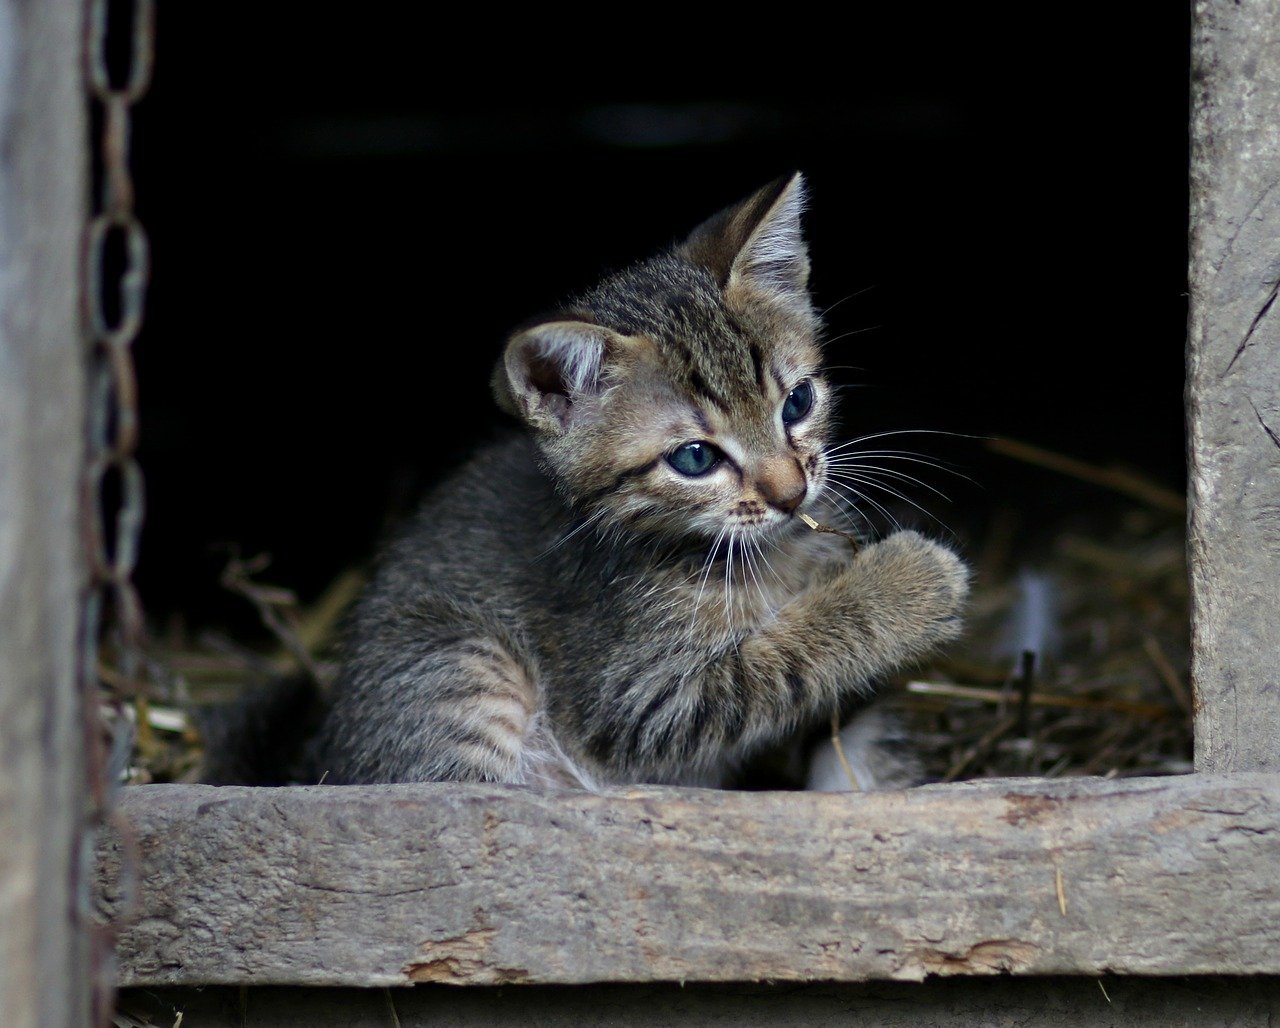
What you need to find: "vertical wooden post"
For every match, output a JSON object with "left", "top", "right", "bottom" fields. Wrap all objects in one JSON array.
[
  {"left": 0, "top": 1, "right": 91, "bottom": 1024},
  {"left": 1189, "top": 1, "right": 1280, "bottom": 772}
]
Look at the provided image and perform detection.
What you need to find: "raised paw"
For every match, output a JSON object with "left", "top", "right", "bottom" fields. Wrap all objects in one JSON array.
[{"left": 851, "top": 530, "right": 971, "bottom": 646}]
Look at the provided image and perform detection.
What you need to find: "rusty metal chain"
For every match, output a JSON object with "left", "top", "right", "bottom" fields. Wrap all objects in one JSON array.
[
  {"left": 82, "top": 0, "right": 154, "bottom": 777},
  {"left": 81, "top": 0, "right": 154, "bottom": 1022}
]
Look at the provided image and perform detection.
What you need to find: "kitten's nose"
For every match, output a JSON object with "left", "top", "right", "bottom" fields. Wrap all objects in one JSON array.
[{"left": 757, "top": 459, "right": 808, "bottom": 514}]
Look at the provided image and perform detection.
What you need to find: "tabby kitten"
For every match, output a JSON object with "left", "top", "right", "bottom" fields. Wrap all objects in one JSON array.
[{"left": 310, "top": 173, "right": 969, "bottom": 788}]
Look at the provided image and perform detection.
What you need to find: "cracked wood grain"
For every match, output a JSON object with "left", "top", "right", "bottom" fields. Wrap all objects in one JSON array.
[
  {"left": 1249, "top": 399, "right": 1280, "bottom": 452},
  {"left": 1221, "top": 275, "right": 1279, "bottom": 378},
  {"left": 1189, "top": 2, "right": 1280, "bottom": 772},
  {"left": 97, "top": 775, "right": 1280, "bottom": 987}
]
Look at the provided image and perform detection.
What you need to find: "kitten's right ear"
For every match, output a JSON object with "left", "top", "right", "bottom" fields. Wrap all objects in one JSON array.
[
  {"left": 681, "top": 172, "right": 810, "bottom": 300},
  {"left": 493, "top": 320, "right": 616, "bottom": 434}
]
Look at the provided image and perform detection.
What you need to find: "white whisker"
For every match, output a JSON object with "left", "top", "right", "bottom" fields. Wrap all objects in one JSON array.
[
  {"left": 535, "top": 507, "right": 608, "bottom": 561},
  {"left": 827, "top": 470, "right": 955, "bottom": 534},
  {"left": 741, "top": 536, "right": 764, "bottom": 611},
  {"left": 830, "top": 470, "right": 933, "bottom": 510},
  {"left": 824, "top": 491, "right": 881, "bottom": 538},
  {"left": 753, "top": 533, "right": 784, "bottom": 587},
  {"left": 824, "top": 428, "right": 981, "bottom": 454},
  {"left": 820, "top": 284, "right": 878, "bottom": 317},
  {"left": 686, "top": 524, "right": 728, "bottom": 648},
  {"left": 826, "top": 462, "right": 953, "bottom": 502},
  {"left": 825, "top": 479, "right": 903, "bottom": 533},
  {"left": 821, "top": 325, "right": 883, "bottom": 346},
  {"left": 824, "top": 449, "right": 974, "bottom": 483},
  {"left": 722, "top": 528, "right": 737, "bottom": 631}
]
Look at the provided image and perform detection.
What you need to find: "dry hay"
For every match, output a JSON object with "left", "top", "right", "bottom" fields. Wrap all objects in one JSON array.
[{"left": 890, "top": 501, "right": 1191, "bottom": 782}]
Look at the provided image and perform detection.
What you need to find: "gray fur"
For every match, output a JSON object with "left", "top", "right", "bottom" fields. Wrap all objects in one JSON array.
[{"left": 309, "top": 174, "right": 970, "bottom": 787}]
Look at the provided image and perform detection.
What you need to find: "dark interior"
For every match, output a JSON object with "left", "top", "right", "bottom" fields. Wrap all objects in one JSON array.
[{"left": 128, "top": 9, "right": 1190, "bottom": 635}]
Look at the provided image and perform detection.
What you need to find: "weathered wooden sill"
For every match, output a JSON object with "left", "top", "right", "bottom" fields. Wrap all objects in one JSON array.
[{"left": 98, "top": 773, "right": 1280, "bottom": 988}]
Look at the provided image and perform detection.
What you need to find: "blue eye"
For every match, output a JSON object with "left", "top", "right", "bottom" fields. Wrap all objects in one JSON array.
[
  {"left": 667, "top": 441, "right": 721, "bottom": 477},
  {"left": 782, "top": 380, "right": 815, "bottom": 425}
]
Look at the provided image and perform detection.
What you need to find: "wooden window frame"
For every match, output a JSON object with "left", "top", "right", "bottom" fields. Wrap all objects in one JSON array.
[{"left": 2, "top": 3, "right": 1277, "bottom": 1015}]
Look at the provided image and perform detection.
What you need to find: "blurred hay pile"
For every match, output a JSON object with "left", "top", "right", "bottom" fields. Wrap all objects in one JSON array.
[
  {"left": 102, "top": 562, "right": 360, "bottom": 785},
  {"left": 106, "top": 440, "right": 1192, "bottom": 786},
  {"left": 886, "top": 440, "right": 1192, "bottom": 782},
  {"left": 889, "top": 507, "right": 1191, "bottom": 782}
]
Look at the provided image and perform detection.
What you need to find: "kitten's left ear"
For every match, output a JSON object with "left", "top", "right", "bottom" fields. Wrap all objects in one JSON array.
[
  {"left": 493, "top": 319, "right": 629, "bottom": 435},
  {"left": 681, "top": 172, "right": 810, "bottom": 299}
]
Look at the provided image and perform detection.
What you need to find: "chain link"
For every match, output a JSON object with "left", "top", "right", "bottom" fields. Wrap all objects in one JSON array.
[
  {"left": 81, "top": 0, "right": 154, "bottom": 1023},
  {"left": 82, "top": 0, "right": 154, "bottom": 765}
]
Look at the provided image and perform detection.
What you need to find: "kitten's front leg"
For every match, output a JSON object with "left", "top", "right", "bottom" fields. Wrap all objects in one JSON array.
[
  {"left": 605, "top": 531, "right": 968, "bottom": 779},
  {"left": 756, "top": 529, "right": 970, "bottom": 689}
]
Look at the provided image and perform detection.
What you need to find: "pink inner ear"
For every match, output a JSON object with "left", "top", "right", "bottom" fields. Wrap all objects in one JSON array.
[
  {"left": 526, "top": 351, "right": 569, "bottom": 398},
  {"left": 539, "top": 392, "right": 572, "bottom": 425}
]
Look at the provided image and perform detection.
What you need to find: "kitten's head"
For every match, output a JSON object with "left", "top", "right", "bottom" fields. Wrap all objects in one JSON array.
[{"left": 493, "top": 173, "right": 833, "bottom": 547}]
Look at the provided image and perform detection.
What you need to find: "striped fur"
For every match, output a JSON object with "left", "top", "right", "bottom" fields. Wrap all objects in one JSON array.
[{"left": 311, "top": 174, "right": 969, "bottom": 787}]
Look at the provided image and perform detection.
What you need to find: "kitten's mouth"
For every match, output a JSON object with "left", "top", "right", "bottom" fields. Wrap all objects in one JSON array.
[{"left": 738, "top": 509, "right": 807, "bottom": 545}]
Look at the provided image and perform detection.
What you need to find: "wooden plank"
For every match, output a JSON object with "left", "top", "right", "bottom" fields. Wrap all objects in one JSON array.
[
  {"left": 1188, "top": 2, "right": 1280, "bottom": 771},
  {"left": 116, "top": 977, "right": 1280, "bottom": 1027},
  {"left": 0, "top": 1, "right": 91, "bottom": 1025},
  {"left": 100, "top": 775, "right": 1280, "bottom": 987}
]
